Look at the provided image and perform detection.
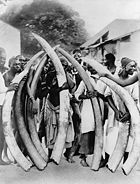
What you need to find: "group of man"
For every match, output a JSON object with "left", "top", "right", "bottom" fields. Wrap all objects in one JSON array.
[
  {"left": 66, "top": 49, "right": 138, "bottom": 167},
  {"left": 0, "top": 46, "right": 138, "bottom": 170}
]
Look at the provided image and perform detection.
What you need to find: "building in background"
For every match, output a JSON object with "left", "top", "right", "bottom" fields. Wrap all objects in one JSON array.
[
  {"left": 81, "top": 19, "right": 140, "bottom": 66},
  {"left": 0, "top": 20, "right": 21, "bottom": 66}
]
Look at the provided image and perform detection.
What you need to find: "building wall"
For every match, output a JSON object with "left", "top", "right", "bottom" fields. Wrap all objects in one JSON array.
[
  {"left": 90, "top": 47, "right": 103, "bottom": 63},
  {"left": 89, "top": 30, "right": 140, "bottom": 67},
  {"left": 119, "top": 31, "right": 140, "bottom": 66},
  {"left": 0, "top": 20, "right": 21, "bottom": 66},
  {"left": 90, "top": 43, "right": 117, "bottom": 64}
]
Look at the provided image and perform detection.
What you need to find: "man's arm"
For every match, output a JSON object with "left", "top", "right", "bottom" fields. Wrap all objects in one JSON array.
[{"left": 106, "top": 95, "right": 122, "bottom": 121}]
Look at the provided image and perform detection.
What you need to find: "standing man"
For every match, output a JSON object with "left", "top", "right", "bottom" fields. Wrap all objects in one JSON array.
[
  {"left": 99, "top": 54, "right": 130, "bottom": 167},
  {"left": 0, "top": 47, "right": 18, "bottom": 165},
  {"left": 2, "top": 56, "right": 21, "bottom": 163},
  {"left": 118, "top": 57, "right": 138, "bottom": 163},
  {"left": 34, "top": 57, "right": 75, "bottom": 163}
]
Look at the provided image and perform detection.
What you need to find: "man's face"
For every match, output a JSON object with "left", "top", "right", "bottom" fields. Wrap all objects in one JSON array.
[
  {"left": 20, "top": 59, "right": 27, "bottom": 69},
  {"left": 74, "top": 52, "right": 82, "bottom": 64},
  {"left": 81, "top": 49, "right": 88, "bottom": 57},
  {"left": 87, "top": 65, "right": 97, "bottom": 74},
  {"left": 61, "top": 60, "right": 68, "bottom": 70},
  {"left": 104, "top": 58, "right": 111, "bottom": 67},
  {"left": 125, "top": 61, "right": 136, "bottom": 75},
  {"left": 11, "top": 59, "right": 21, "bottom": 73},
  {"left": 82, "top": 62, "right": 87, "bottom": 71},
  {"left": 45, "top": 60, "right": 53, "bottom": 71},
  {"left": 15, "top": 55, "right": 26, "bottom": 70},
  {"left": 0, "top": 51, "right": 6, "bottom": 68}
]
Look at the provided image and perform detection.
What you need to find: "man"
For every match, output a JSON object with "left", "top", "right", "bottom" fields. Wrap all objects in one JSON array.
[
  {"left": 34, "top": 57, "right": 75, "bottom": 163},
  {"left": 0, "top": 47, "right": 18, "bottom": 165},
  {"left": 3, "top": 56, "right": 21, "bottom": 86},
  {"left": 2, "top": 56, "right": 21, "bottom": 163},
  {"left": 81, "top": 53, "right": 118, "bottom": 167},
  {"left": 74, "top": 68, "right": 96, "bottom": 167},
  {"left": 72, "top": 49, "right": 82, "bottom": 65},
  {"left": 0, "top": 47, "right": 8, "bottom": 74},
  {"left": 100, "top": 53, "right": 118, "bottom": 167},
  {"left": 15, "top": 55, "right": 27, "bottom": 71},
  {"left": 99, "top": 54, "right": 130, "bottom": 167},
  {"left": 104, "top": 53, "right": 116, "bottom": 74},
  {"left": 118, "top": 57, "right": 138, "bottom": 163},
  {"left": 69, "top": 49, "right": 83, "bottom": 157}
]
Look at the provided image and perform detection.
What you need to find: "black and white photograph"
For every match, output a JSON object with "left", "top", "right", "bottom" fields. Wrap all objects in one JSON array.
[{"left": 0, "top": 0, "right": 140, "bottom": 183}]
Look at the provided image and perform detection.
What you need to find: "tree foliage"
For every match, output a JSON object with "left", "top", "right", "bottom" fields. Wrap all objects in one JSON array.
[{"left": 1, "top": 0, "right": 89, "bottom": 56}]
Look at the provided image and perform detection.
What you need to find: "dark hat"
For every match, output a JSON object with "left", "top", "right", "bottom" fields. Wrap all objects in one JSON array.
[
  {"left": 121, "top": 57, "right": 134, "bottom": 68},
  {"left": 60, "top": 57, "right": 68, "bottom": 67},
  {"left": 72, "top": 49, "right": 81, "bottom": 55},
  {"left": 105, "top": 53, "right": 115, "bottom": 62}
]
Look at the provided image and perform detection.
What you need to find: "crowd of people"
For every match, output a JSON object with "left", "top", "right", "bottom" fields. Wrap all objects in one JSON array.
[{"left": 0, "top": 45, "right": 139, "bottom": 170}]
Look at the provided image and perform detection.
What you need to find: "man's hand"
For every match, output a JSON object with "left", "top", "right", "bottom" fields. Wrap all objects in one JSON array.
[
  {"left": 86, "top": 90, "right": 98, "bottom": 99},
  {"left": 32, "top": 101, "right": 38, "bottom": 115},
  {"left": 71, "top": 95, "right": 79, "bottom": 103},
  {"left": 29, "top": 98, "right": 38, "bottom": 117},
  {"left": 120, "top": 112, "right": 130, "bottom": 123},
  {"left": 114, "top": 110, "right": 123, "bottom": 121},
  {"left": 22, "top": 75, "right": 27, "bottom": 81},
  {"left": 60, "top": 82, "right": 69, "bottom": 91},
  {"left": 8, "top": 83, "right": 18, "bottom": 91}
]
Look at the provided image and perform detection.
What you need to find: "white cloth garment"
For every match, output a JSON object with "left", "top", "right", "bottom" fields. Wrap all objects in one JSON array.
[
  {"left": 0, "top": 72, "right": 7, "bottom": 106},
  {"left": 75, "top": 77, "right": 96, "bottom": 134},
  {"left": 124, "top": 82, "right": 139, "bottom": 152},
  {"left": 103, "top": 86, "right": 120, "bottom": 155},
  {"left": 103, "top": 78, "right": 139, "bottom": 155}
]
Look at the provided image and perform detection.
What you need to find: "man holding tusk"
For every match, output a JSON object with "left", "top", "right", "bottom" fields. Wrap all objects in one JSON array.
[
  {"left": 0, "top": 47, "right": 18, "bottom": 165},
  {"left": 36, "top": 56, "right": 75, "bottom": 163}
]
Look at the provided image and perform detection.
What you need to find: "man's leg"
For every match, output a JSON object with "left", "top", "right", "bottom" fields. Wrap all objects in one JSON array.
[
  {"left": 99, "top": 152, "right": 110, "bottom": 168},
  {"left": 80, "top": 154, "right": 89, "bottom": 167},
  {"left": 64, "top": 147, "right": 75, "bottom": 163},
  {"left": 48, "top": 148, "right": 53, "bottom": 163},
  {"left": 2, "top": 141, "right": 12, "bottom": 164},
  {"left": 123, "top": 152, "right": 129, "bottom": 164},
  {"left": 70, "top": 102, "right": 81, "bottom": 156},
  {"left": 79, "top": 133, "right": 91, "bottom": 167},
  {"left": 0, "top": 107, "right": 9, "bottom": 165}
]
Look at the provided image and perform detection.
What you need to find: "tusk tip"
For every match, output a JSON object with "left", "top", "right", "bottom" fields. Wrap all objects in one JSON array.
[{"left": 32, "top": 32, "right": 39, "bottom": 39}]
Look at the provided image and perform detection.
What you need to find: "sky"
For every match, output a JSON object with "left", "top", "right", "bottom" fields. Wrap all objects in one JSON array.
[
  {"left": 0, "top": 0, "right": 140, "bottom": 37},
  {"left": 59, "top": 0, "right": 140, "bottom": 36}
]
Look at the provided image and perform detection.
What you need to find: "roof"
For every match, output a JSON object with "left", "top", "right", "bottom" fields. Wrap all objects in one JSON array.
[{"left": 81, "top": 19, "right": 140, "bottom": 48}]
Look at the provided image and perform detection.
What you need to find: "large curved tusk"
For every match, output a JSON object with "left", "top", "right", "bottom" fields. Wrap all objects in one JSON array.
[
  {"left": 14, "top": 78, "right": 47, "bottom": 170},
  {"left": 2, "top": 91, "right": 32, "bottom": 171},
  {"left": 85, "top": 58, "right": 140, "bottom": 175},
  {"left": 32, "top": 33, "right": 70, "bottom": 164},
  {"left": 1, "top": 52, "right": 44, "bottom": 171},
  {"left": 26, "top": 54, "right": 48, "bottom": 162},
  {"left": 55, "top": 47, "right": 103, "bottom": 171},
  {"left": 107, "top": 122, "right": 129, "bottom": 172}
]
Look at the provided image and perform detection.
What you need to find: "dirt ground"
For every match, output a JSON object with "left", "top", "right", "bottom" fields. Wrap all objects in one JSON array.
[{"left": 0, "top": 155, "right": 140, "bottom": 184}]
